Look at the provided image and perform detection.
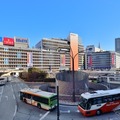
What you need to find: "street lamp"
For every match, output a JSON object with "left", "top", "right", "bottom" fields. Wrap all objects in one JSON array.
[
  {"left": 58, "top": 46, "right": 85, "bottom": 102},
  {"left": 55, "top": 73, "right": 60, "bottom": 120}
]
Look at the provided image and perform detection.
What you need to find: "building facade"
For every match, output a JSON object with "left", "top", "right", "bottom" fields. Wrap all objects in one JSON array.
[
  {"left": 85, "top": 51, "right": 120, "bottom": 70},
  {"left": 35, "top": 33, "right": 84, "bottom": 71},
  {"left": 0, "top": 33, "right": 84, "bottom": 72},
  {"left": 115, "top": 38, "right": 120, "bottom": 52},
  {"left": 0, "top": 36, "right": 41, "bottom": 70}
]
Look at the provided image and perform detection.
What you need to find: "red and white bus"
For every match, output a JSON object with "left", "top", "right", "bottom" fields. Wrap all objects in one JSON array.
[{"left": 78, "top": 88, "right": 120, "bottom": 116}]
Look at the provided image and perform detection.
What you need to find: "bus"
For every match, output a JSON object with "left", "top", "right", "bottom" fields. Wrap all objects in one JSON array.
[
  {"left": 20, "top": 88, "right": 57, "bottom": 110},
  {"left": 78, "top": 88, "right": 120, "bottom": 116}
]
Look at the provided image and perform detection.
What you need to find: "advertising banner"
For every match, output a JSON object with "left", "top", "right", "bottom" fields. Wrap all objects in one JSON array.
[
  {"left": 15, "top": 37, "right": 28, "bottom": 43},
  {"left": 3, "top": 37, "right": 14, "bottom": 46},
  {"left": 88, "top": 55, "right": 92, "bottom": 66},
  {"left": 111, "top": 53, "right": 115, "bottom": 65},
  {"left": 27, "top": 52, "right": 33, "bottom": 67},
  {"left": 60, "top": 54, "right": 65, "bottom": 66}
]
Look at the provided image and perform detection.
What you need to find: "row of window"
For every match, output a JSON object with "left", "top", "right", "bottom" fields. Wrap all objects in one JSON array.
[
  {"left": 89, "top": 94, "right": 120, "bottom": 105},
  {"left": 21, "top": 92, "right": 55, "bottom": 105}
]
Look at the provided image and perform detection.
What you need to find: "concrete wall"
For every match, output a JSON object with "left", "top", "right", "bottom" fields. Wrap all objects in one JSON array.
[{"left": 56, "top": 71, "right": 89, "bottom": 95}]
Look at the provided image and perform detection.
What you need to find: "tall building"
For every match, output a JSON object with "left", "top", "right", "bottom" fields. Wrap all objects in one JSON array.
[
  {"left": 35, "top": 33, "right": 84, "bottom": 71},
  {"left": 0, "top": 36, "right": 41, "bottom": 70},
  {"left": 0, "top": 33, "right": 84, "bottom": 71},
  {"left": 86, "top": 45, "right": 102, "bottom": 53},
  {"left": 85, "top": 51, "right": 120, "bottom": 70},
  {"left": 115, "top": 38, "right": 120, "bottom": 52}
]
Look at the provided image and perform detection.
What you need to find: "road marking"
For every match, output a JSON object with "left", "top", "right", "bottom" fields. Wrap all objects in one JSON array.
[
  {"left": 0, "top": 86, "right": 4, "bottom": 102},
  {"left": 13, "top": 94, "right": 15, "bottom": 100},
  {"left": 11, "top": 84, "right": 13, "bottom": 93},
  {"left": 39, "top": 111, "right": 50, "bottom": 120},
  {"left": 13, "top": 105, "right": 17, "bottom": 118},
  {"left": 76, "top": 110, "right": 80, "bottom": 112},
  {"left": 17, "top": 83, "right": 22, "bottom": 90},
  {"left": 39, "top": 114, "right": 42, "bottom": 117},
  {"left": 5, "top": 96, "right": 8, "bottom": 100},
  {"left": 60, "top": 110, "right": 70, "bottom": 113}
]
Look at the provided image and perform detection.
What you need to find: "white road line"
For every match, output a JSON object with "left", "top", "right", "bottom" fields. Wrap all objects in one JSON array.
[
  {"left": 0, "top": 86, "right": 4, "bottom": 102},
  {"left": 5, "top": 96, "right": 8, "bottom": 100},
  {"left": 60, "top": 110, "right": 70, "bottom": 113},
  {"left": 13, "top": 94, "right": 15, "bottom": 100},
  {"left": 11, "top": 84, "right": 13, "bottom": 93},
  {"left": 13, "top": 105, "right": 17, "bottom": 118},
  {"left": 39, "top": 111, "right": 50, "bottom": 120},
  {"left": 17, "top": 83, "right": 22, "bottom": 90}
]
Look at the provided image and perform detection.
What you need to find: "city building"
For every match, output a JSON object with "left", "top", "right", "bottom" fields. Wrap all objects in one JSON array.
[
  {"left": 0, "top": 33, "right": 84, "bottom": 72},
  {"left": 0, "top": 36, "right": 41, "bottom": 70},
  {"left": 115, "top": 38, "right": 120, "bottom": 52},
  {"left": 85, "top": 51, "right": 120, "bottom": 70},
  {"left": 35, "top": 33, "right": 84, "bottom": 71},
  {"left": 86, "top": 45, "right": 103, "bottom": 53}
]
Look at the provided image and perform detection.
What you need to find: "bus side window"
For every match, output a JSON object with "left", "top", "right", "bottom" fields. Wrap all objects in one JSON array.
[
  {"left": 86, "top": 99, "right": 92, "bottom": 110},
  {"left": 103, "top": 97, "right": 108, "bottom": 102},
  {"left": 92, "top": 98, "right": 97, "bottom": 105},
  {"left": 115, "top": 94, "right": 120, "bottom": 100},
  {"left": 108, "top": 96, "right": 112, "bottom": 102},
  {"left": 24, "top": 93, "right": 31, "bottom": 99},
  {"left": 96, "top": 97, "right": 102, "bottom": 104},
  {"left": 112, "top": 95, "right": 116, "bottom": 101}
]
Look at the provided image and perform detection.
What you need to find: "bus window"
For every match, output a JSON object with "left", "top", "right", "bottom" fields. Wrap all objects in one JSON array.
[
  {"left": 108, "top": 96, "right": 112, "bottom": 102},
  {"left": 96, "top": 97, "right": 102, "bottom": 104},
  {"left": 103, "top": 96, "right": 108, "bottom": 102},
  {"left": 50, "top": 95, "right": 57, "bottom": 101},
  {"left": 33, "top": 96, "right": 49, "bottom": 105},
  {"left": 79, "top": 97, "right": 88, "bottom": 109},
  {"left": 86, "top": 99, "right": 92, "bottom": 110},
  {"left": 92, "top": 98, "right": 97, "bottom": 105}
]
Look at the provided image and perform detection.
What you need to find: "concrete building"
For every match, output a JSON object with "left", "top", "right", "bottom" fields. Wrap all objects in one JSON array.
[
  {"left": 85, "top": 51, "right": 120, "bottom": 70},
  {"left": 0, "top": 33, "right": 84, "bottom": 72},
  {"left": 35, "top": 33, "right": 84, "bottom": 71},
  {"left": 115, "top": 38, "right": 120, "bottom": 52},
  {"left": 0, "top": 36, "right": 41, "bottom": 70},
  {"left": 86, "top": 45, "right": 102, "bottom": 53}
]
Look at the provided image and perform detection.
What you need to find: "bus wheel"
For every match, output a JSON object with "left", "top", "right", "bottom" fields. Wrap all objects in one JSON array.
[
  {"left": 37, "top": 103, "right": 41, "bottom": 109},
  {"left": 96, "top": 110, "right": 101, "bottom": 115}
]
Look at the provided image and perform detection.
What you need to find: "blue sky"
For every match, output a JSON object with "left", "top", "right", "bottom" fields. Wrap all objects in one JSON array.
[{"left": 0, "top": 0, "right": 120, "bottom": 50}]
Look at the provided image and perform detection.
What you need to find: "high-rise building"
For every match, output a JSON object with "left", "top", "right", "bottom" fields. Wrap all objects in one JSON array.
[
  {"left": 115, "top": 38, "right": 120, "bottom": 52},
  {"left": 35, "top": 33, "right": 84, "bottom": 71},
  {"left": 85, "top": 51, "right": 120, "bottom": 70}
]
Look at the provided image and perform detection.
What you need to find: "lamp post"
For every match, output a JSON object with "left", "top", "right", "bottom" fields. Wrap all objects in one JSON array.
[
  {"left": 68, "top": 47, "right": 85, "bottom": 102},
  {"left": 58, "top": 46, "right": 84, "bottom": 102},
  {"left": 55, "top": 73, "right": 60, "bottom": 120}
]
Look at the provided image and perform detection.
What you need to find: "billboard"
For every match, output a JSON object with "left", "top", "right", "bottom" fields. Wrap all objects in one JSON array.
[
  {"left": 15, "top": 37, "right": 28, "bottom": 43},
  {"left": 111, "top": 53, "right": 115, "bottom": 65},
  {"left": 60, "top": 54, "right": 65, "bottom": 66},
  {"left": 3, "top": 37, "right": 14, "bottom": 46},
  {"left": 27, "top": 52, "right": 33, "bottom": 67},
  {"left": 88, "top": 55, "right": 92, "bottom": 66}
]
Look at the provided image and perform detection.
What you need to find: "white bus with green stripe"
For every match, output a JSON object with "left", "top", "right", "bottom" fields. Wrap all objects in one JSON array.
[{"left": 20, "top": 88, "right": 57, "bottom": 110}]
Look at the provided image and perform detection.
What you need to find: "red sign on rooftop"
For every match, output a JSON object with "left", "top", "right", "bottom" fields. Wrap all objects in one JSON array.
[{"left": 3, "top": 37, "right": 14, "bottom": 46}]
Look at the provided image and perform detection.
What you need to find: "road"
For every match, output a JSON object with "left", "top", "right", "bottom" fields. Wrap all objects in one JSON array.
[{"left": 0, "top": 77, "right": 120, "bottom": 120}]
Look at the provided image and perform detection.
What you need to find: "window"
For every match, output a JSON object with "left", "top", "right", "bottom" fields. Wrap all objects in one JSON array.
[
  {"left": 50, "top": 95, "right": 57, "bottom": 101},
  {"left": 33, "top": 96, "right": 49, "bottom": 105},
  {"left": 97, "top": 97, "right": 102, "bottom": 104},
  {"left": 103, "top": 96, "right": 108, "bottom": 102},
  {"left": 108, "top": 96, "right": 112, "bottom": 102}
]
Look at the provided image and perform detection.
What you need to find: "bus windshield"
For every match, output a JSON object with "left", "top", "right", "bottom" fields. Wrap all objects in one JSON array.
[{"left": 79, "top": 96, "right": 88, "bottom": 109}]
